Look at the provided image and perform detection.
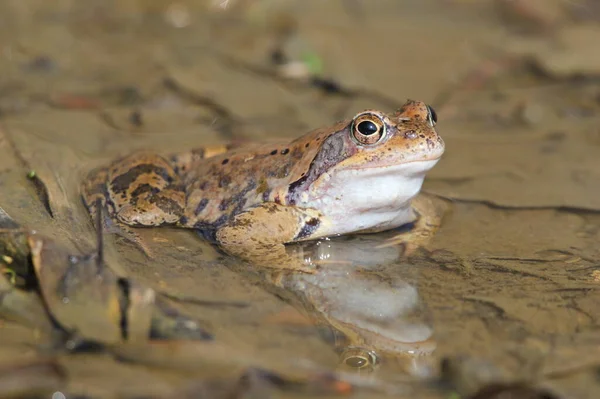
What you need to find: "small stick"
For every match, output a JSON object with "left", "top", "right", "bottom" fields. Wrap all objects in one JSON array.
[{"left": 95, "top": 199, "right": 104, "bottom": 268}]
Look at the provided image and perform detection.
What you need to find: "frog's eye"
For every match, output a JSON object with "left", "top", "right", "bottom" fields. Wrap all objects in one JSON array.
[
  {"left": 426, "top": 104, "right": 437, "bottom": 126},
  {"left": 340, "top": 347, "right": 378, "bottom": 371},
  {"left": 351, "top": 113, "right": 386, "bottom": 145}
]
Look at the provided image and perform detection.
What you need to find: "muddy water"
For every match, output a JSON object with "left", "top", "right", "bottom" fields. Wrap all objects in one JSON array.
[{"left": 0, "top": 0, "right": 599, "bottom": 398}]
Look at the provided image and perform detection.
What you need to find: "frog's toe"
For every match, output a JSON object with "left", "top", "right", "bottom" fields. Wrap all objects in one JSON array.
[
  {"left": 101, "top": 215, "right": 155, "bottom": 257},
  {"left": 376, "top": 231, "right": 430, "bottom": 251},
  {"left": 117, "top": 229, "right": 155, "bottom": 258},
  {"left": 116, "top": 203, "right": 180, "bottom": 226},
  {"left": 117, "top": 205, "right": 156, "bottom": 226}
]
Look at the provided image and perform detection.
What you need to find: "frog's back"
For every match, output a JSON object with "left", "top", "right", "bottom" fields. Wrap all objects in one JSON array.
[{"left": 178, "top": 126, "right": 337, "bottom": 233}]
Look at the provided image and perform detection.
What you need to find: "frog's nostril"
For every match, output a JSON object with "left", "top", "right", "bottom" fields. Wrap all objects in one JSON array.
[{"left": 404, "top": 130, "right": 418, "bottom": 139}]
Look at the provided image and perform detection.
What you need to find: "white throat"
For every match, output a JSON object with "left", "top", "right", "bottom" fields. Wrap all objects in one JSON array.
[{"left": 301, "top": 159, "right": 439, "bottom": 236}]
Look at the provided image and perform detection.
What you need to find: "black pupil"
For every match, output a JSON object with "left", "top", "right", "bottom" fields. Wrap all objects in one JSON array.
[
  {"left": 357, "top": 120, "right": 378, "bottom": 136},
  {"left": 427, "top": 105, "right": 437, "bottom": 124}
]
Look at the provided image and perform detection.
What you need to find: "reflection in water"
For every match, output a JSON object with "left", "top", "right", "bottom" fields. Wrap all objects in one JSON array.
[{"left": 266, "top": 232, "right": 437, "bottom": 378}]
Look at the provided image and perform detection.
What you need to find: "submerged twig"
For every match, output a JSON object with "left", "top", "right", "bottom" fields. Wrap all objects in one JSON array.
[
  {"left": 0, "top": 123, "right": 53, "bottom": 217},
  {"left": 95, "top": 198, "right": 104, "bottom": 268},
  {"left": 26, "top": 170, "right": 53, "bottom": 218}
]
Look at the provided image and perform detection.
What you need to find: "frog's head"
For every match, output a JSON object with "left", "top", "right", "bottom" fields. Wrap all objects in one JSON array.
[
  {"left": 340, "top": 100, "right": 443, "bottom": 170},
  {"left": 288, "top": 100, "right": 444, "bottom": 226}
]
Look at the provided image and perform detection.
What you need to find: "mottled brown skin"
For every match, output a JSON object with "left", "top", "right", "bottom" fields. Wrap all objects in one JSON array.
[{"left": 81, "top": 100, "right": 445, "bottom": 272}]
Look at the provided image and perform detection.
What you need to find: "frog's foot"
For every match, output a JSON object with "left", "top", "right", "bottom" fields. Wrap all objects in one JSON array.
[
  {"left": 377, "top": 193, "right": 449, "bottom": 255},
  {"left": 215, "top": 203, "right": 326, "bottom": 274}
]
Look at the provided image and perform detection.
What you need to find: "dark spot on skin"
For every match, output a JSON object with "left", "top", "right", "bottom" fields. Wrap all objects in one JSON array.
[
  {"left": 305, "top": 143, "right": 310, "bottom": 148},
  {"left": 219, "top": 175, "right": 231, "bottom": 188},
  {"left": 221, "top": 179, "right": 257, "bottom": 220},
  {"left": 426, "top": 138, "right": 435, "bottom": 149},
  {"left": 266, "top": 204, "right": 279, "bottom": 213},
  {"left": 295, "top": 217, "right": 321, "bottom": 240},
  {"left": 270, "top": 149, "right": 278, "bottom": 155},
  {"left": 199, "top": 181, "right": 208, "bottom": 190},
  {"left": 419, "top": 134, "right": 425, "bottom": 138},
  {"left": 230, "top": 200, "right": 247, "bottom": 219},
  {"left": 213, "top": 214, "right": 228, "bottom": 227},
  {"left": 222, "top": 158, "right": 229, "bottom": 165},
  {"left": 219, "top": 197, "right": 232, "bottom": 211},
  {"left": 194, "top": 198, "right": 209, "bottom": 215},
  {"left": 274, "top": 195, "right": 282, "bottom": 204},
  {"left": 262, "top": 189, "right": 271, "bottom": 202},
  {"left": 291, "top": 146, "right": 302, "bottom": 158},
  {"left": 110, "top": 164, "right": 175, "bottom": 195},
  {"left": 281, "top": 148, "right": 290, "bottom": 155},
  {"left": 130, "top": 183, "right": 159, "bottom": 198},
  {"left": 169, "top": 182, "right": 186, "bottom": 193},
  {"left": 149, "top": 195, "right": 184, "bottom": 216}
]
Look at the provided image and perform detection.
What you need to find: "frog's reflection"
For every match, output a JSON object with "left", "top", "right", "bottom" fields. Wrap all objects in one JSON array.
[{"left": 249, "top": 231, "right": 437, "bottom": 378}]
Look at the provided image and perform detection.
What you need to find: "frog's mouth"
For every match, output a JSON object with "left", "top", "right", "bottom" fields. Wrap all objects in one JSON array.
[
  {"left": 344, "top": 143, "right": 445, "bottom": 172},
  {"left": 344, "top": 157, "right": 441, "bottom": 175}
]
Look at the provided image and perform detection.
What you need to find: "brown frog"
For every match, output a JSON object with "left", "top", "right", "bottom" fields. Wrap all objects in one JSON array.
[{"left": 82, "top": 100, "right": 445, "bottom": 272}]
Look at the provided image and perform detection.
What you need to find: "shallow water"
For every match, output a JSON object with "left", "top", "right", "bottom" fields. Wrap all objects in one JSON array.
[{"left": 0, "top": 1, "right": 599, "bottom": 398}]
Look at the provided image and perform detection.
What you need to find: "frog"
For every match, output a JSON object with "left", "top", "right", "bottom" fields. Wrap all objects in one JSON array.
[{"left": 81, "top": 100, "right": 445, "bottom": 273}]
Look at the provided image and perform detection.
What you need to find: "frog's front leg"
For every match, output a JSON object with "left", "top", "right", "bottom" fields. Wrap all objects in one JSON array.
[
  {"left": 215, "top": 203, "right": 326, "bottom": 274},
  {"left": 378, "top": 192, "right": 449, "bottom": 254}
]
